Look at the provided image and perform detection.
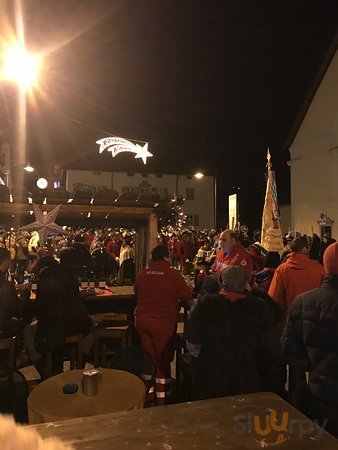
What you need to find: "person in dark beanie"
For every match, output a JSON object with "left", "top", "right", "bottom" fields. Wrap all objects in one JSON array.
[
  {"left": 269, "top": 237, "right": 325, "bottom": 316},
  {"left": 282, "top": 242, "right": 338, "bottom": 436},
  {"left": 134, "top": 244, "right": 192, "bottom": 405},
  {"left": 255, "top": 251, "right": 281, "bottom": 292},
  {"left": 309, "top": 233, "right": 321, "bottom": 262},
  {"left": 200, "top": 275, "right": 220, "bottom": 296},
  {"left": 60, "top": 233, "right": 93, "bottom": 280}
]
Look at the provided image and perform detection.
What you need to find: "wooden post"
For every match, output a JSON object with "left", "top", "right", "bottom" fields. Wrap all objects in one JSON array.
[{"left": 148, "top": 213, "right": 158, "bottom": 262}]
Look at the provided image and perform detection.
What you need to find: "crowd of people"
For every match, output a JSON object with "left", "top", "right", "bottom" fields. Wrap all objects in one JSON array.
[
  {"left": 0, "top": 227, "right": 136, "bottom": 284},
  {"left": 157, "top": 226, "right": 335, "bottom": 292},
  {"left": 0, "top": 227, "right": 136, "bottom": 380},
  {"left": 1, "top": 222, "right": 338, "bottom": 435},
  {"left": 134, "top": 228, "right": 338, "bottom": 436}
]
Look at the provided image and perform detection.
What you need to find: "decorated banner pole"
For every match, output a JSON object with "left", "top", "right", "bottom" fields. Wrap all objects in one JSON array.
[
  {"left": 261, "top": 149, "right": 284, "bottom": 253},
  {"left": 96, "top": 137, "right": 153, "bottom": 165}
]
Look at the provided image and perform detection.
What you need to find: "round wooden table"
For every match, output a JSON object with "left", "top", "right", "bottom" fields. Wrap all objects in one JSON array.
[{"left": 28, "top": 368, "right": 146, "bottom": 424}]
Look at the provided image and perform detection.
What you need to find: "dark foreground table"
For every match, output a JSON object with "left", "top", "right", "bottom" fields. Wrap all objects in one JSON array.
[{"left": 28, "top": 392, "right": 338, "bottom": 449}]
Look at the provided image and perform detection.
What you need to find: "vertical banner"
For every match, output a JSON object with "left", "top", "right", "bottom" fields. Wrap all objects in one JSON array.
[
  {"left": 261, "top": 151, "right": 284, "bottom": 253},
  {"left": 228, "top": 193, "right": 238, "bottom": 230}
]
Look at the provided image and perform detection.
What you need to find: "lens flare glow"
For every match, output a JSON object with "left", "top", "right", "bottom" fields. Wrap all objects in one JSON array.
[{"left": 2, "top": 44, "right": 41, "bottom": 89}]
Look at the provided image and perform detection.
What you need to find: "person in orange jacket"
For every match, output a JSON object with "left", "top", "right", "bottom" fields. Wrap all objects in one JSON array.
[
  {"left": 134, "top": 245, "right": 192, "bottom": 405},
  {"left": 268, "top": 237, "right": 325, "bottom": 316}
]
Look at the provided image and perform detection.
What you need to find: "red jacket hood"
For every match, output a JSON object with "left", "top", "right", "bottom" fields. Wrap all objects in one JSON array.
[{"left": 284, "top": 252, "right": 313, "bottom": 270}]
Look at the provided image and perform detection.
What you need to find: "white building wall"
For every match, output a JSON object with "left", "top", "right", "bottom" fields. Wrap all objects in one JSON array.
[
  {"left": 289, "top": 50, "right": 338, "bottom": 236},
  {"left": 279, "top": 204, "right": 291, "bottom": 235},
  {"left": 66, "top": 170, "right": 215, "bottom": 228}
]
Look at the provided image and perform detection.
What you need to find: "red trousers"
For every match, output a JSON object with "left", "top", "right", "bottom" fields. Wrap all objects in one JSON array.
[{"left": 135, "top": 314, "right": 176, "bottom": 405}]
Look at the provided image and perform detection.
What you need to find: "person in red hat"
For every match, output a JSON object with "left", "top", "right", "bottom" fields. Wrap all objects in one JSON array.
[{"left": 282, "top": 242, "right": 338, "bottom": 435}]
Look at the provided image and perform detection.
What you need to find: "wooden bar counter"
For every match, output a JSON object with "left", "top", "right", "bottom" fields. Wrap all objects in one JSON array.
[
  {"left": 28, "top": 392, "right": 338, "bottom": 449},
  {"left": 82, "top": 286, "right": 136, "bottom": 318}
]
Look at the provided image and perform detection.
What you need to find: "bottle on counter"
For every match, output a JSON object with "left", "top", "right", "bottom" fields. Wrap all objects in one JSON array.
[
  {"left": 31, "top": 273, "right": 38, "bottom": 292},
  {"left": 98, "top": 272, "right": 105, "bottom": 289},
  {"left": 89, "top": 271, "right": 96, "bottom": 289},
  {"left": 81, "top": 266, "right": 89, "bottom": 289}
]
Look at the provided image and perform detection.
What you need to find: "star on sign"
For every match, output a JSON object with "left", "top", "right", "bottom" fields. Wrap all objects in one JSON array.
[
  {"left": 134, "top": 143, "right": 153, "bottom": 164},
  {"left": 20, "top": 204, "right": 64, "bottom": 247}
]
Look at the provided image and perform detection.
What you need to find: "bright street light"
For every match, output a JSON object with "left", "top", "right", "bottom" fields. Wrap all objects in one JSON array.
[
  {"left": 37, "top": 177, "right": 48, "bottom": 189},
  {"left": 2, "top": 44, "right": 41, "bottom": 90},
  {"left": 194, "top": 172, "right": 204, "bottom": 179},
  {"left": 23, "top": 163, "right": 35, "bottom": 173}
]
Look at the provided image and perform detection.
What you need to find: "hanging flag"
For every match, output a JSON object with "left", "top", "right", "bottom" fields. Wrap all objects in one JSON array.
[{"left": 261, "top": 149, "right": 284, "bottom": 253}]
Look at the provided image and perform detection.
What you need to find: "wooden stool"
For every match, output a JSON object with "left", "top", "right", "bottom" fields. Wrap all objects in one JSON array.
[
  {"left": 44, "top": 334, "right": 83, "bottom": 379},
  {"left": 92, "top": 313, "right": 132, "bottom": 368},
  {"left": 0, "top": 336, "right": 16, "bottom": 384}
]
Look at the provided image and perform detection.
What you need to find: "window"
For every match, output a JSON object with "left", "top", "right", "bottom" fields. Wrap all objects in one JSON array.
[
  {"left": 186, "top": 214, "right": 199, "bottom": 226},
  {"left": 160, "top": 188, "right": 168, "bottom": 198},
  {"left": 185, "top": 188, "right": 195, "bottom": 200},
  {"left": 122, "top": 186, "right": 135, "bottom": 193}
]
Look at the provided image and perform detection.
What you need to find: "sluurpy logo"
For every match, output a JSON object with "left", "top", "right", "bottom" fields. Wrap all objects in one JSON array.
[
  {"left": 233, "top": 410, "right": 328, "bottom": 447},
  {"left": 253, "top": 411, "right": 289, "bottom": 446}
]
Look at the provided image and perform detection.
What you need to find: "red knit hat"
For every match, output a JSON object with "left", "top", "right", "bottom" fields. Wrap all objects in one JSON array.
[{"left": 323, "top": 242, "right": 338, "bottom": 275}]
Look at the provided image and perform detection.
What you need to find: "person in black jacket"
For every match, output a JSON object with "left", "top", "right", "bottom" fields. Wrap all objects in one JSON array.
[
  {"left": 24, "top": 260, "right": 93, "bottom": 378},
  {"left": 282, "top": 242, "right": 338, "bottom": 435},
  {"left": 0, "top": 248, "right": 30, "bottom": 339},
  {"left": 186, "top": 266, "right": 282, "bottom": 400},
  {"left": 60, "top": 234, "right": 93, "bottom": 280}
]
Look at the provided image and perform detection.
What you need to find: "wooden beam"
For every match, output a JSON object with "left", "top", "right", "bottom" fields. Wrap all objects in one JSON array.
[
  {"left": 148, "top": 212, "right": 158, "bottom": 260},
  {"left": 0, "top": 202, "right": 154, "bottom": 217}
]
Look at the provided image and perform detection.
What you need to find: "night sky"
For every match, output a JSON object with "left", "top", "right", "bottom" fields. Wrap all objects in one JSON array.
[{"left": 1, "top": 0, "right": 338, "bottom": 229}]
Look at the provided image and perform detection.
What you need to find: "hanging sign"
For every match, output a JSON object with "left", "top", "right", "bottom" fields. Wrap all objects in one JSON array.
[
  {"left": 96, "top": 137, "right": 153, "bottom": 165},
  {"left": 228, "top": 194, "right": 238, "bottom": 230}
]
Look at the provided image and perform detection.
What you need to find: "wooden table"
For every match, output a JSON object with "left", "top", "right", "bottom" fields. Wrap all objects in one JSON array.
[
  {"left": 28, "top": 392, "right": 338, "bottom": 449},
  {"left": 28, "top": 368, "right": 146, "bottom": 424}
]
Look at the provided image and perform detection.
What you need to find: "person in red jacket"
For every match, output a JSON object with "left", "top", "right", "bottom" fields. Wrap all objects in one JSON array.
[
  {"left": 268, "top": 236, "right": 325, "bottom": 316},
  {"left": 177, "top": 231, "right": 196, "bottom": 275},
  {"left": 134, "top": 245, "right": 192, "bottom": 405},
  {"left": 211, "top": 230, "right": 254, "bottom": 282}
]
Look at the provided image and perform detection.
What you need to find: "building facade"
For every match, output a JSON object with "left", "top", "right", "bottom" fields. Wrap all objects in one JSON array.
[
  {"left": 289, "top": 50, "right": 338, "bottom": 237},
  {"left": 66, "top": 170, "right": 215, "bottom": 229}
]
